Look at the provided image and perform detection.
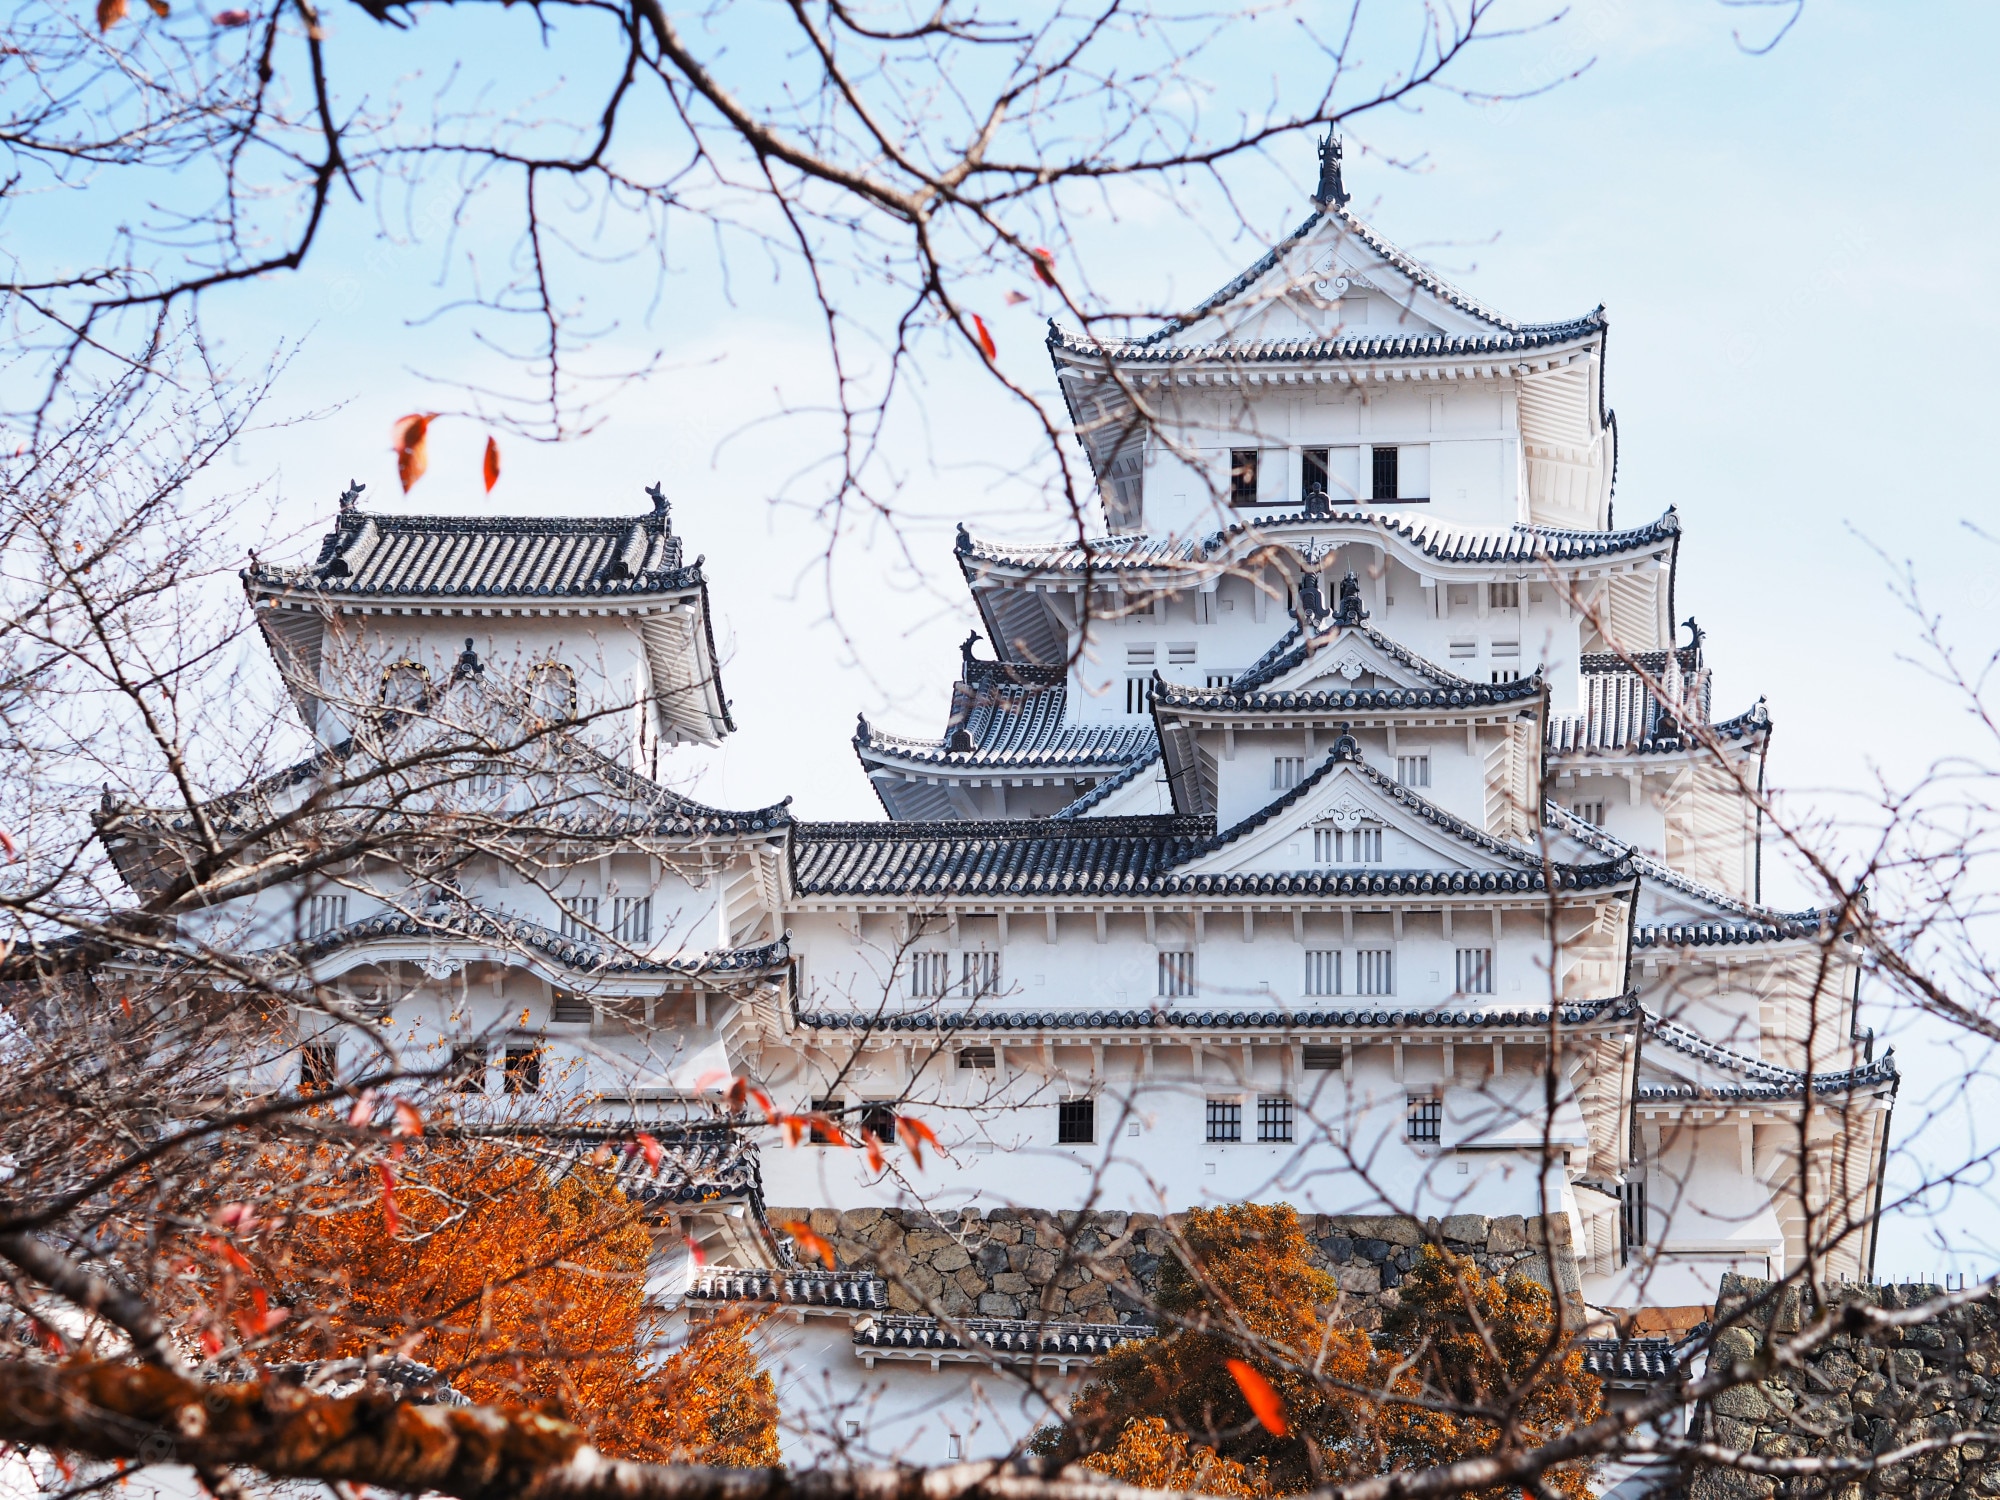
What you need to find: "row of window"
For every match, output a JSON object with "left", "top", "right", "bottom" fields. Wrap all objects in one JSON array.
[
  {"left": 967, "top": 1092, "right": 1446, "bottom": 1147},
  {"left": 1229, "top": 445, "right": 1429, "bottom": 506},
  {"left": 301, "top": 893, "right": 653, "bottom": 944},
  {"left": 379, "top": 659, "right": 577, "bottom": 719},
  {"left": 903, "top": 946, "right": 1494, "bottom": 1001},
  {"left": 300, "top": 1042, "right": 543, "bottom": 1094},
  {"left": 910, "top": 950, "right": 1001, "bottom": 999}
]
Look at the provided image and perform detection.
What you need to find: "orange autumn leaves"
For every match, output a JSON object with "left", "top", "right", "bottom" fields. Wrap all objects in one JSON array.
[
  {"left": 1054, "top": 1204, "right": 1601, "bottom": 1499},
  {"left": 390, "top": 415, "right": 502, "bottom": 495},
  {"left": 198, "top": 1142, "right": 776, "bottom": 1466}
]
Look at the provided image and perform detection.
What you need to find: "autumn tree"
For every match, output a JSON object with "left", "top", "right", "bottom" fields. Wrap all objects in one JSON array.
[{"left": 200, "top": 1139, "right": 777, "bottom": 1467}]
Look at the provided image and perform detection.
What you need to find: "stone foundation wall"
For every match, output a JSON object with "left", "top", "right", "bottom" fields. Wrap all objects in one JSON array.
[{"left": 764, "top": 1205, "right": 1580, "bottom": 1326}]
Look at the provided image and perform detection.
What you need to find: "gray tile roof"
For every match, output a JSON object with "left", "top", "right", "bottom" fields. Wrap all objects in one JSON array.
[
  {"left": 1640, "top": 1014, "right": 1897, "bottom": 1101},
  {"left": 1051, "top": 316, "right": 1606, "bottom": 367},
  {"left": 686, "top": 1267, "right": 887, "bottom": 1309},
  {"left": 795, "top": 993, "right": 1643, "bottom": 1034},
  {"left": 1582, "top": 1338, "right": 1678, "bottom": 1382},
  {"left": 854, "top": 1314, "right": 1153, "bottom": 1362},
  {"left": 535, "top": 1128, "right": 762, "bottom": 1206},
  {"left": 1544, "top": 803, "right": 1818, "bottom": 925},
  {"left": 1634, "top": 913, "right": 1831, "bottom": 949},
  {"left": 1050, "top": 751, "right": 1161, "bottom": 819},
  {"left": 1230, "top": 622, "right": 1478, "bottom": 694},
  {"left": 1155, "top": 673, "right": 1544, "bottom": 716}
]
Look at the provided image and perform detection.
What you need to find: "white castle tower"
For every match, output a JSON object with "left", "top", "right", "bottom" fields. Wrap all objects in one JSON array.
[{"left": 100, "top": 138, "right": 1895, "bottom": 1465}]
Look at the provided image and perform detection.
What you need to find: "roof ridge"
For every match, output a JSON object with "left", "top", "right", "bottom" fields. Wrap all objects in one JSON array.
[
  {"left": 1544, "top": 803, "right": 1818, "bottom": 922},
  {"left": 1049, "top": 751, "right": 1161, "bottom": 819}
]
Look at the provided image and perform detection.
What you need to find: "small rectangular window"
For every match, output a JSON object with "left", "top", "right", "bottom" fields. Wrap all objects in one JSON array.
[
  {"left": 1490, "top": 583, "right": 1520, "bottom": 610},
  {"left": 1396, "top": 755, "right": 1430, "bottom": 788},
  {"left": 1371, "top": 445, "right": 1399, "bottom": 501},
  {"left": 910, "top": 952, "right": 951, "bottom": 998},
  {"left": 947, "top": 1435, "right": 964, "bottom": 1461},
  {"left": 1158, "top": 951, "right": 1196, "bottom": 999},
  {"left": 1304, "top": 949, "right": 1342, "bottom": 997},
  {"left": 1205, "top": 671, "right": 1236, "bottom": 689},
  {"left": 1456, "top": 947, "right": 1495, "bottom": 995},
  {"left": 1301, "top": 447, "right": 1329, "bottom": 501},
  {"left": 299, "top": 1041, "right": 339, "bottom": 1093},
  {"left": 303, "top": 894, "right": 348, "bottom": 940},
  {"left": 1125, "top": 644, "right": 1156, "bottom": 667},
  {"left": 1167, "top": 642, "right": 1198, "bottom": 666},
  {"left": 1491, "top": 669, "right": 1522, "bottom": 684},
  {"left": 504, "top": 1047, "right": 543, "bottom": 1094},
  {"left": 559, "top": 897, "right": 600, "bottom": 942},
  {"left": 449, "top": 1043, "right": 487, "bottom": 1093},
  {"left": 550, "top": 988, "right": 593, "bottom": 1024},
  {"left": 860, "top": 1102, "right": 898, "bottom": 1143},
  {"left": 961, "top": 951, "right": 1001, "bottom": 998},
  {"left": 1206, "top": 1099, "right": 1242, "bottom": 1143},
  {"left": 957, "top": 1046, "right": 997, "bottom": 1070},
  {"left": 1057, "top": 1098, "right": 1095, "bottom": 1144},
  {"left": 1271, "top": 756, "right": 1305, "bottom": 791},
  {"left": 1125, "top": 675, "right": 1154, "bottom": 715},
  {"left": 612, "top": 895, "right": 652, "bottom": 945},
  {"left": 1258, "top": 1095, "right": 1294, "bottom": 1143},
  {"left": 1302, "top": 1045, "right": 1340, "bottom": 1071},
  {"left": 1406, "top": 1094, "right": 1442, "bottom": 1144},
  {"left": 810, "top": 1097, "right": 846, "bottom": 1145},
  {"left": 1620, "top": 1179, "right": 1648, "bottom": 1252},
  {"left": 1355, "top": 949, "right": 1394, "bottom": 997},
  {"left": 1492, "top": 639, "right": 1520, "bottom": 659},
  {"left": 1230, "top": 449, "right": 1260, "bottom": 506},
  {"left": 1449, "top": 638, "right": 1477, "bottom": 659},
  {"left": 1572, "top": 800, "right": 1606, "bottom": 826}
]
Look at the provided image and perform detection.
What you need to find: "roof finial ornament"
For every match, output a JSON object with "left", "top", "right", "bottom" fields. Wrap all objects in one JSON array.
[
  {"left": 645, "top": 481, "right": 668, "bottom": 519},
  {"left": 1682, "top": 615, "right": 1705, "bottom": 658},
  {"left": 1314, "top": 131, "right": 1351, "bottom": 210},
  {"left": 338, "top": 480, "right": 365, "bottom": 512},
  {"left": 452, "top": 637, "right": 484, "bottom": 682},
  {"left": 1297, "top": 568, "right": 1328, "bottom": 623},
  {"left": 1333, "top": 569, "right": 1370, "bottom": 626},
  {"left": 954, "top": 522, "right": 973, "bottom": 556},
  {"left": 960, "top": 630, "right": 981, "bottom": 666},
  {"left": 1331, "top": 721, "right": 1359, "bottom": 760}
]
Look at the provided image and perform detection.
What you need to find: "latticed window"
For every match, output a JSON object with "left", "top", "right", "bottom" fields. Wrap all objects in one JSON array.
[
  {"left": 957, "top": 1046, "right": 996, "bottom": 1070},
  {"left": 1456, "top": 947, "right": 1494, "bottom": 995},
  {"left": 1230, "top": 449, "right": 1260, "bottom": 506},
  {"left": 1355, "top": 948, "right": 1394, "bottom": 996},
  {"left": 910, "top": 951, "right": 951, "bottom": 998},
  {"left": 504, "top": 1047, "right": 542, "bottom": 1095},
  {"left": 809, "top": 1098, "right": 845, "bottom": 1145},
  {"left": 612, "top": 896, "right": 651, "bottom": 945},
  {"left": 1205, "top": 1099, "right": 1242, "bottom": 1143},
  {"left": 299, "top": 1041, "right": 339, "bottom": 1093},
  {"left": 1125, "top": 675, "right": 1153, "bottom": 714},
  {"left": 1272, "top": 756, "right": 1305, "bottom": 790},
  {"left": 1490, "top": 582, "right": 1520, "bottom": 610},
  {"left": 1396, "top": 755, "right": 1430, "bottom": 788},
  {"left": 1301, "top": 447, "right": 1328, "bottom": 500},
  {"left": 1406, "top": 1094, "right": 1441, "bottom": 1144},
  {"left": 559, "top": 897, "right": 600, "bottom": 942},
  {"left": 961, "top": 951, "right": 1001, "bottom": 997},
  {"left": 1057, "top": 1098, "right": 1095, "bottom": 1143},
  {"left": 1315, "top": 825, "right": 1383, "bottom": 863},
  {"left": 550, "top": 988, "right": 593, "bottom": 1023},
  {"left": 1304, "top": 949, "right": 1342, "bottom": 997},
  {"left": 1371, "top": 444, "right": 1399, "bottom": 501},
  {"left": 449, "top": 1043, "right": 487, "bottom": 1093},
  {"left": 1258, "top": 1095, "right": 1294, "bottom": 1142},
  {"left": 303, "top": 894, "right": 348, "bottom": 939},
  {"left": 1158, "top": 951, "right": 1196, "bottom": 999}
]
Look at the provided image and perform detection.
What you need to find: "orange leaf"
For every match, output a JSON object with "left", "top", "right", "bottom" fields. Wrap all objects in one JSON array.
[
  {"left": 684, "top": 1234, "right": 706, "bottom": 1267},
  {"left": 896, "top": 1115, "right": 940, "bottom": 1169},
  {"left": 376, "top": 1163, "right": 400, "bottom": 1234},
  {"left": 780, "top": 1221, "right": 835, "bottom": 1271},
  {"left": 96, "top": 0, "right": 127, "bottom": 29},
  {"left": 145, "top": 0, "right": 170, "bottom": 14},
  {"left": 390, "top": 413, "right": 436, "bottom": 494},
  {"left": 861, "top": 1132, "right": 886, "bottom": 1174},
  {"left": 971, "top": 314, "right": 997, "bottom": 362},
  {"left": 636, "top": 1133, "right": 663, "bottom": 1171},
  {"left": 482, "top": 435, "right": 501, "bottom": 493},
  {"left": 212, "top": 6, "right": 249, "bottom": 20},
  {"left": 808, "top": 1112, "right": 847, "bottom": 1146},
  {"left": 777, "top": 1114, "right": 807, "bottom": 1148},
  {"left": 1227, "top": 1358, "right": 1288, "bottom": 1436},
  {"left": 119, "top": 992, "right": 132, "bottom": 1016},
  {"left": 1031, "top": 247, "right": 1057, "bottom": 287},
  {"left": 199, "top": 1328, "right": 223, "bottom": 1356},
  {"left": 0, "top": 827, "right": 17, "bottom": 859},
  {"left": 346, "top": 1090, "right": 376, "bottom": 1128},
  {"left": 750, "top": 1087, "right": 775, "bottom": 1121},
  {"left": 392, "top": 1099, "right": 423, "bottom": 1137},
  {"left": 723, "top": 1076, "right": 748, "bottom": 1111}
]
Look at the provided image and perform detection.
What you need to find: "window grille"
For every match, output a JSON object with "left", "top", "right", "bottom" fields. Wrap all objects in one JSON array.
[
  {"left": 1370, "top": 445, "right": 1399, "bottom": 501},
  {"left": 1125, "top": 675, "right": 1153, "bottom": 715},
  {"left": 304, "top": 894, "right": 348, "bottom": 939},
  {"left": 1572, "top": 800, "right": 1606, "bottom": 826},
  {"left": 957, "top": 1046, "right": 997, "bottom": 1070},
  {"left": 1304, "top": 949, "right": 1342, "bottom": 998},
  {"left": 1456, "top": 947, "right": 1495, "bottom": 995},
  {"left": 1206, "top": 1099, "right": 1242, "bottom": 1143},
  {"left": 504, "top": 1047, "right": 542, "bottom": 1095},
  {"left": 1271, "top": 756, "right": 1305, "bottom": 791},
  {"left": 860, "top": 1103, "right": 898, "bottom": 1143},
  {"left": 1157, "top": 951, "right": 1196, "bottom": 999},
  {"left": 910, "top": 952, "right": 951, "bottom": 998},
  {"left": 961, "top": 951, "right": 1001, "bottom": 998},
  {"left": 1301, "top": 447, "right": 1329, "bottom": 501},
  {"left": 1396, "top": 755, "right": 1430, "bottom": 788},
  {"left": 1318, "top": 824, "right": 1384, "bottom": 864},
  {"left": 1258, "top": 1095, "right": 1294, "bottom": 1142},
  {"left": 1405, "top": 1094, "right": 1442, "bottom": 1144},
  {"left": 612, "top": 896, "right": 651, "bottom": 945},
  {"left": 299, "top": 1041, "right": 339, "bottom": 1093},
  {"left": 559, "top": 897, "right": 600, "bottom": 942},
  {"left": 449, "top": 1043, "right": 487, "bottom": 1093},
  {"left": 1620, "top": 1179, "right": 1647, "bottom": 1253},
  {"left": 1491, "top": 669, "right": 1522, "bottom": 684},
  {"left": 1355, "top": 949, "right": 1394, "bottom": 997},
  {"left": 1057, "top": 1098, "right": 1095, "bottom": 1143},
  {"left": 1490, "top": 583, "right": 1521, "bottom": 610},
  {"left": 1302, "top": 1046, "right": 1339, "bottom": 1071},
  {"left": 1205, "top": 672, "right": 1237, "bottom": 689},
  {"left": 1168, "top": 642, "right": 1198, "bottom": 666},
  {"left": 467, "top": 759, "right": 505, "bottom": 795},
  {"left": 550, "top": 988, "right": 593, "bottom": 1024},
  {"left": 810, "top": 1098, "right": 845, "bottom": 1145},
  {"left": 1230, "top": 449, "right": 1260, "bottom": 506}
]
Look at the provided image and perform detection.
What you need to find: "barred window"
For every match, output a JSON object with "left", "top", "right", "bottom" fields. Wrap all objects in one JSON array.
[
  {"left": 1301, "top": 447, "right": 1328, "bottom": 501},
  {"left": 1168, "top": 642, "right": 1198, "bottom": 667},
  {"left": 304, "top": 894, "right": 348, "bottom": 939},
  {"left": 1572, "top": 800, "right": 1606, "bottom": 825},
  {"left": 449, "top": 1043, "right": 487, "bottom": 1093},
  {"left": 1272, "top": 756, "right": 1305, "bottom": 791},
  {"left": 559, "top": 897, "right": 600, "bottom": 942},
  {"left": 504, "top": 1047, "right": 542, "bottom": 1095},
  {"left": 1406, "top": 1094, "right": 1441, "bottom": 1144},
  {"left": 1302, "top": 1045, "right": 1339, "bottom": 1071},
  {"left": 1355, "top": 948, "right": 1394, "bottom": 997},
  {"left": 1492, "top": 669, "right": 1522, "bottom": 684},
  {"left": 1206, "top": 1099, "right": 1242, "bottom": 1143},
  {"left": 612, "top": 895, "right": 651, "bottom": 945},
  {"left": 1490, "top": 583, "right": 1520, "bottom": 610},
  {"left": 1314, "top": 825, "right": 1383, "bottom": 863},
  {"left": 1258, "top": 1095, "right": 1294, "bottom": 1142},
  {"left": 1057, "top": 1098, "right": 1095, "bottom": 1144},
  {"left": 1620, "top": 1179, "right": 1648, "bottom": 1252},
  {"left": 1158, "top": 950, "right": 1196, "bottom": 999},
  {"left": 299, "top": 1041, "right": 339, "bottom": 1093},
  {"left": 1456, "top": 947, "right": 1494, "bottom": 995},
  {"left": 957, "top": 1046, "right": 997, "bottom": 1070},
  {"left": 961, "top": 951, "right": 1001, "bottom": 997},
  {"left": 810, "top": 1097, "right": 846, "bottom": 1145},
  {"left": 1304, "top": 949, "right": 1342, "bottom": 998},
  {"left": 1230, "top": 449, "right": 1260, "bottom": 506},
  {"left": 860, "top": 1103, "right": 898, "bottom": 1144},
  {"left": 1396, "top": 755, "right": 1430, "bottom": 789},
  {"left": 550, "top": 988, "right": 593, "bottom": 1024},
  {"left": 1370, "top": 445, "right": 1399, "bottom": 502},
  {"left": 1125, "top": 675, "right": 1154, "bottom": 715},
  {"left": 910, "top": 952, "right": 951, "bottom": 998}
]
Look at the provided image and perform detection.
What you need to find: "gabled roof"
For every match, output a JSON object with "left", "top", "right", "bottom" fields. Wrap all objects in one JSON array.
[
  {"left": 1549, "top": 700, "right": 1768, "bottom": 757},
  {"left": 1640, "top": 1013, "right": 1896, "bottom": 1101},
  {"left": 1050, "top": 752, "right": 1162, "bottom": 819},
  {"left": 1153, "top": 633, "right": 1544, "bottom": 720},
  {"left": 1230, "top": 621, "right": 1477, "bottom": 693},
  {"left": 1049, "top": 316, "right": 1606, "bottom": 368},
  {"left": 1544, "top": 804, "right": 1824, "bottom": 929}
]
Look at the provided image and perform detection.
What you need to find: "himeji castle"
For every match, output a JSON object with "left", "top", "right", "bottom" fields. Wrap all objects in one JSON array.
[{"left": 101, "top": 137, "right": 1896, "bottom": 1463}]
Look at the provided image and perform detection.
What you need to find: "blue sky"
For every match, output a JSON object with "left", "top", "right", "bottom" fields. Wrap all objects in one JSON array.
[{"left": 165, "top": 0, "right": 1999, "bottom": 1269}]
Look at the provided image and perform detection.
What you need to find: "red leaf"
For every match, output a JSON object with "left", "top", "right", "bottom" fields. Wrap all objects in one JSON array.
[
  {"left": 392, "top": 1099, "right": 423, "bottom": 1137},
  {"left": 346, "top": 1090, "right": 376, "bottom": 1128},
  {"left": 0, "top": 827, "right": 17, "bottom": 859},
  {"left": 861, "top": 1132, "right": 886, "bottom": 1174},
  {"left": 1031, "top": 247, "right": 1057, "bottom": 287},
  {"left": 482, "top": 435, "right": 500, "bottom": 494},
  {"left": 684, "top": 1234, "right": 706, "bottom": 1267},
  {"left": 376, "top": 1163, "right": 400, "bottom": 1234},
  {"left": 896, "top": 1115, "right": 940, "bottom": 1169},
  {"left": 96, "top": 0, "right": 127, "bottom": 30},
  {"left": 1227, "top": 1358, "right": 1288, "bottom": 1436},
  {"left": 200, "top": 1328, "right": 223, "bottom": 1356},
  {"left": 146, "top": 0, "right": 170, "bottom": 15},
  {"left": 724, "top": 1077, "right": 748, "bottom": 1112},
  {"left": 780, "top": 1221, "right": 836, "bottom": 1271},
  {"left": 212, "top": 6, "right": 249, "bottom": 20},
  {"left": 119, "top": 992, "right": 132, "bottom": 1016},
  {"left": 390, "top": 413, "right": 436, "bottom": 494},
  {"left": 636, "top": 1133, "right": 663, "bottom": 1171},
  {"left": 750, "top": 1087, "right": 775, "bottom": 1121},
  {"left": 971, "top": 314, "right": 997, "bottom": 362},
  {"left": 777, "top": 1115, "right": 808, "bottom": 1149},
  {"left": 53, "top": 1452, "right": 74, "bottom": 1482}
]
